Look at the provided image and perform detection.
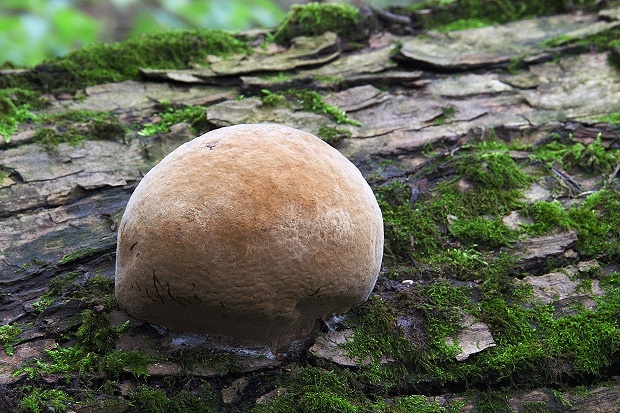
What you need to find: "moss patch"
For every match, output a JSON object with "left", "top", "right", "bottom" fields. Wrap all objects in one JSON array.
[
  {"left": 58, "top": 246, "right": 99, "bottom": 265},
  {"left": 477, "top": 285, "right": 620, "bottom": 385},
  {"left": 273, "top": 2, "right": 367, "bottom": 45},
  {"left": 260, "top": 88, "right": 361, "bottom": 126},
  {"left": 252, "top": 365, "right": 464, "bottom": 412},
  {"left": 1, "top": 29, "right": 250, "bottom": 94},
  {"left": 317, "top": 125, "right": 352, "bottom": 145},
  {"left": 542, "top": 27, "right": 620, "bottom": 57},
  {"left": 0, "top": 88, "right": 48, "bottom": 143},
  {"left": 19, "top": 388, "right": 72, "bottom": 413},
  {"left": 436, "top": 18, "right": 495, "bottom": 32},
  {"left": 531, "top": 133, "right": 620, "bottom": 175},
  {"left": 376, "top": 144, "right": 530, "bottom": 261},
  {"left": 138, "top": 100, "right": 209, "bottom": 137},
  {"left": 0, "top": 323, "right": 22, "bottom": 356},
  {"left": 130, "top": 384, "right": 218, "bottom": 413},
  {"left": 409, "top": 0, "right": 599, "bottom": 30},
  {"left": 32, "top": 111, "right": 127, "bottom": 151},
  {"left": 17, "top": 308, "right": 149, "bottom": 382},
  {"left": 334, "top": 129, "right": 620, "bottom": 394}
]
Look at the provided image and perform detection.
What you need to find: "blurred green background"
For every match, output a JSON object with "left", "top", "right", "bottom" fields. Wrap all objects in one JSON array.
[{"left": 0, "top": 0, "right": 291, "bottom": 67}]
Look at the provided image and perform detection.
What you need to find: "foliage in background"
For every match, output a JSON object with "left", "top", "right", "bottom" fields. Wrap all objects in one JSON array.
[
  {"left": 0, "top": 0, "right": 284, "bottom": 67},
  {"left": 0, "top": 0, "right": 99, "bottom": 67}
]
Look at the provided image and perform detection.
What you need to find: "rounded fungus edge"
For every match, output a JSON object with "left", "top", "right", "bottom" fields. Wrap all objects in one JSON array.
[{"left": 114, "top": 123, "right": 383, "bottom": 349}]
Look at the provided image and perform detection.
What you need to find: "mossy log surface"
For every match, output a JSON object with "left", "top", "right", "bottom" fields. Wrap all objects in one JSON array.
[{"left": 1, "top": 3, "right": 620, "bottom": 412}]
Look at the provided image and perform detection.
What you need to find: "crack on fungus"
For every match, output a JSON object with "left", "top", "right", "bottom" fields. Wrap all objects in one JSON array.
[
  {"left": 152, "top": 271, "right": 165, "bottom": 303},
  {"left": 129, "top": 241, "right": 138, "bottom": 252},
  {"left": 310, "top": 286, "right": 322, "bottom": 297},
  {"left": 166, "top": 282, "right": 189, "bottom": 306},
  {"left": 144, "top": 288, "right": 158, "bottom": 302}
]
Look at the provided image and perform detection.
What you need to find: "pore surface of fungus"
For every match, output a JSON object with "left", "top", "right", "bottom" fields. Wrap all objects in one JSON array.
[{"left": 115, "top": 124, "right": 383, "bottom": 347}]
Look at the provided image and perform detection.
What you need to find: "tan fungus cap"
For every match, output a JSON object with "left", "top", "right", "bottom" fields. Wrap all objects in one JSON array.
[{"left": 115, "top": 124, "right": 383, "bottom": 348}]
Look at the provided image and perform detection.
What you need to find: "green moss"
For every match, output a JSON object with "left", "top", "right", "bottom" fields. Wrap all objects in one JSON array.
[
  {"left": 343, "top": 232, "right": 618, "bottom": 389},
  {"left": 342, "top": 282, "right": 479, "bottom": 388},
  {"left": 610, "top": 39, "right": 620, "bottom": 68},
  {"left": 100, "top": 349, "right": 152, "bottom": 378},
  {"left": 31, "top": 270, "right": 81, "bottom": 314},
  {"left": 0, "top": 98, "right": 40, "bottom": 143},
  {"left": 77, "top": 309, "right": 126, "bottom": 354},
  {"left": 518, "top": 190, "right": 620, "bottom": 260},
  {"left": 448, "top": 216, "right": 518, "bottom": 249},
  {"left": 600, "top": 272, "right": 620, "bottom": 292},
  {"left": 522, "top": 401, "right": 553, "bottom": 412},
  {"left": 252, "top": 366, "right": 371, "bottom": 413},
  {"left": 32, "top": 271, "right": 115, "bottom": 321},
  {"left": 474, "top": 390, "right": 511, "bottom": 413},
  {"left": 591, "top": 112, "right": 620, "bottom": 124},
  {"left": 259, "top": 88, "right": 361, "bottom": 126},
  {"left": 131, "top": 384, "right": 218, "bottom": 413},
  {"left": 0, "top": 88, "right": 49, "bottom": 142},
  {"left": 251, "top": 124, "right": 618, "bottom": 399},
  {"left": 568, "top": 189, "right": 620, "bottom": 259},
  {"left": 479, "top": 290, "right": 620, "bottom": 385},
  {"left": 535, "top": 133, "right": 620, "bottom": 174},
  {"left": 0, "top": 88, "right": 49, "bottom": 109},
  {"left": 345, "top": 295, "right": 417, "bottom": 367},
  {"left": 410, "top": 0, "right": 595, "bottom": 30},
  {"left": 18, "top": 271, "right": 146, "bottom": 385},
  {"left": 431, "top": 248, "right": 490, "bottom": 280},
  {"left": 0, "top": 323, "right": 22, "bottom": 356},
  {"left": 19, "top": 388, "right": 72, "bottom": 413},
  {"left": 507, "top": 55, "right": 527, "bottom": 74},
  {"left": 543, "top": 27, "right": 620, "bottom": 54},
  {"left": 455, "top": 150, "right": 532, "bottom": 190},
  {"left": 436, "top": 18, "right": 494, "bottom": 32},
  {"left": 50, "top": 109, "right": 113, "bottom": 123},
  {"left": 20, "top": 309, "right": 149, "bottom": 381},
  {"left": 317, "top": 125, "right": 352, "bottom": 145},
  {"left": 415, "top": 281, "right": 476, "bottom": 357},
  {"left": 433, "top": 106, "right": 458, "bottom": 125},
  {"left": 473, "top": 277, "right": 620, "bottom": 385},
  {"left": 293, "top": 89, "right": 361, "bottom": 125},
  {"left": 260, "top": 89, "right": 288, "bottom": 108},
  {"left": 376, "top": 144, "right": 529, "bottom": 261},
  {"left": 542, "top": 34, "right": 574, "bottom": 48},
  {"left": 138, "top": 100, "right": 209, "bottom": 137},
  {"left": 58, "top": 246, "right": 98, "bottom": 265},
  {"left": 379, "top": 395, "right": 464, "bottom": 412},
  {"left": 273, "top": 2, "right": 366, "bottom": 45},
  {"left": 33, "top": 112, "right": 127, "bottom": 151},
  {"left": 521, "top": 200, "right": 573, "bottom": 236},
  {"left": 1, "top": 29, "right": 250, "bottom": 93},
  {"left": 376, "top": 181, "right": 441, "bottom": 260}
]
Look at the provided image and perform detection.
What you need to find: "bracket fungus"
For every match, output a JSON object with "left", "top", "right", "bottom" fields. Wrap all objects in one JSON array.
[{"left": 115, "top": 124, "right": 383, "bottom": 348}]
